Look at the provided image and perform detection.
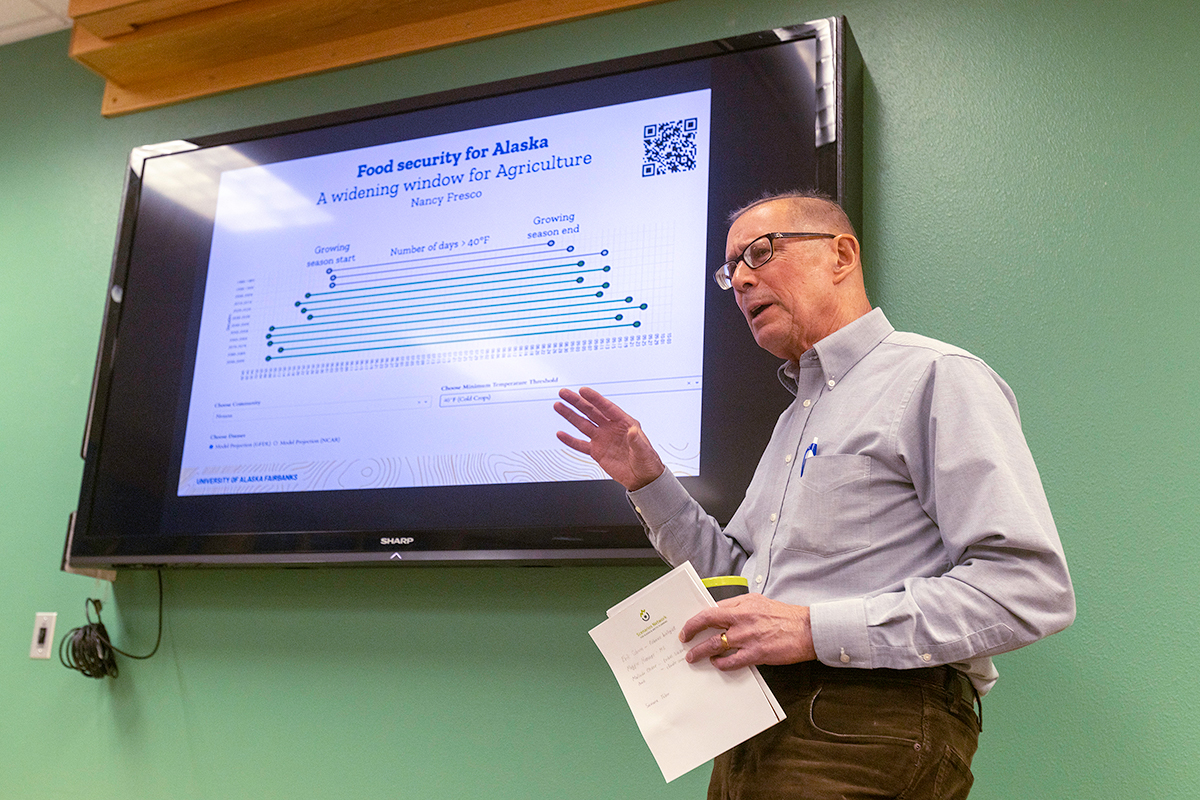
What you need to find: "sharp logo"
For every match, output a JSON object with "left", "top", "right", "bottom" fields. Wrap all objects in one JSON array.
[{"left": 381, "top": 537, "right": 415, "bottom": 546}]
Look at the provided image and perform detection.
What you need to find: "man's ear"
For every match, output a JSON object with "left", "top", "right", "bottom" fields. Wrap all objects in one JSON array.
[{"left": 830, "top": 234, "right": 861, "bottom": 283}]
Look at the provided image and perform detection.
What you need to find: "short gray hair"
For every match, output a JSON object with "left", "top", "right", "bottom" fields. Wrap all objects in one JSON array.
[{"left": 727, "top": 190, "right": 857, "bottom": 238}]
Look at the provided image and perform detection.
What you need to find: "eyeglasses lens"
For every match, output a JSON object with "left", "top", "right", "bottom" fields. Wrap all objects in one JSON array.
[{"left": 745, "top": 236, "right": 773, "bottom": 268}]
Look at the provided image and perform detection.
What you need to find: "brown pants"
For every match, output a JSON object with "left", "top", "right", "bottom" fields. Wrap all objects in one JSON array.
[{"left": 708, "top": 663, "right": 981, "bottom": 800}]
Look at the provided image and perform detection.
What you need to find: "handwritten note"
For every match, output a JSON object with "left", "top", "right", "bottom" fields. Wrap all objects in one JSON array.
[{"left": 589, "top": 562, "right": 785, "bottom": 782}]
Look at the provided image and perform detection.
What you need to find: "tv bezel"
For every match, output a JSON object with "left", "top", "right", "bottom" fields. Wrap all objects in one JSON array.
[{"left": 64, "top": 16, "right": 861, "bottom": 570}]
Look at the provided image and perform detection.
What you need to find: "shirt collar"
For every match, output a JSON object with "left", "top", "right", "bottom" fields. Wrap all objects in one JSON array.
[{"left": 778, "top": 307, "right": 894, "bottom": 395}]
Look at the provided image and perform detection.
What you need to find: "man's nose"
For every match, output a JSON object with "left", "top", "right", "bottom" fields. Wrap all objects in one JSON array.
[{"left": 731, "top": 260, "right": 757, "bottom": 290}]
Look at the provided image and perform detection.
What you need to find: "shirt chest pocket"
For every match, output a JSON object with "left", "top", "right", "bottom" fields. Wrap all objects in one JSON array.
[{"left": 780, "top": 454, "right": 872, "bottom": 557}]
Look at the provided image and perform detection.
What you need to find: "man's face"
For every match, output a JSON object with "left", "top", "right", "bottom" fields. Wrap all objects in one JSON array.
[{"left": 725, "top": 200, "right": 840, "bottom": 361}]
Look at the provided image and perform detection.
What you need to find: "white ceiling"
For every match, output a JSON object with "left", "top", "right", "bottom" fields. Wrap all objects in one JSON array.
[{"left": 0, "top": 0, "right": 71, "bottom": 47}]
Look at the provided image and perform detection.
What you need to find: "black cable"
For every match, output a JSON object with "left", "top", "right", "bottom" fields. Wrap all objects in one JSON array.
[{"left": 59, "top": 569, "right": 163, "bottom": 679}]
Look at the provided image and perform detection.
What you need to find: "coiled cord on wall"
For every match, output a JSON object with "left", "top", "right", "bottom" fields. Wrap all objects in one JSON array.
[{"left": 59, "top": 570, "right": 163, "bottom": 679}]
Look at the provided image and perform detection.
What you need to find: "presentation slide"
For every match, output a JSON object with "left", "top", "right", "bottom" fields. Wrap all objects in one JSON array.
[{"left": 177, "top": 89, "right": 711, "bottom": 495}]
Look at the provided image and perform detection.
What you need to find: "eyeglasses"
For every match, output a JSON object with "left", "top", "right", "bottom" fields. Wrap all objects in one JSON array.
[{"left": 713, "top": 232, "right": 837, "bottom": 290}]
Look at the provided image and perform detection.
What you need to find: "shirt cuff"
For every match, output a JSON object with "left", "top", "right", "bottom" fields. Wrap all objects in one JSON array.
[
  {"left": 626, "top": 469, "right": 691, "bottom": 528},
  {"left": 810, "top": 597, "right": 872, "bottom": 669}
]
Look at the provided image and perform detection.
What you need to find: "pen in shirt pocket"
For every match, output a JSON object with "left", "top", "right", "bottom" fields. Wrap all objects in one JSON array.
[{"left": 800, "top": 437, "right": 819, "bottom": 476}]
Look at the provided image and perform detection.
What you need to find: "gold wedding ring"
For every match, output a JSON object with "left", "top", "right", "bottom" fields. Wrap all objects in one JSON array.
[{"left": 719, "top": 632, "right": 730, "bottom": 654}]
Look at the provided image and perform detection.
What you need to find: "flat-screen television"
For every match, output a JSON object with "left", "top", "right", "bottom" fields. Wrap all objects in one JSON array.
[{"left": 65, "top": 16, "right": 861, "bottom": 568}]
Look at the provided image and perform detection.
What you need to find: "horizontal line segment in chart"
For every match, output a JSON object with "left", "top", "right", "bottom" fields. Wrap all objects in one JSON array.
[
  {"left": 270, "top": 296, "right": 638, "bottom": 333},
  {"left": 264, "top": 322, "right": 641, "bottom": 360}
]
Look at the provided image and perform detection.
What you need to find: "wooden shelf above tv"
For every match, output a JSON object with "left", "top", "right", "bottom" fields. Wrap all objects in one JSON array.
[{"left": 68, "top": 0, "right": 671, "bottom": 116}]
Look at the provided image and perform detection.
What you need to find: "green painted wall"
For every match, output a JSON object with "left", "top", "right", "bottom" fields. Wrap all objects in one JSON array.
[{"left": 2, "top": 1, "right": 1196, "bottom": 797}]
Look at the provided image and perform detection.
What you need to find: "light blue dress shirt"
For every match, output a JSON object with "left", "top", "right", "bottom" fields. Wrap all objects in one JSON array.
[{"left": 629, "top": 308, "right": 1075, "bottom": 694}]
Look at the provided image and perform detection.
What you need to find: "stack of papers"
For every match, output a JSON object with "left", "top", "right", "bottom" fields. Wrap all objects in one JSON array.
[{"left": 589, "top": 562, "right": 785, "bottom": 781}]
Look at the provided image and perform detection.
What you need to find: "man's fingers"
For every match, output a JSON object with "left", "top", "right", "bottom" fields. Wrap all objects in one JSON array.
[
  {"left": 679, "top": 606, "right": 733, "bottom": 643},
  {"left": 555, "top": 430, "right": 590, "bottom": 454},
  {"left": 708, "top": 648, "right": 751, "bottom": 670},
  {"left": 554, "top": 386, "right": 664, "bottom": 491},
  {"left": 577, "top": 386, "right": 629, "bottom": 422},
  {"left": 683, "top": 629, "right": 752, "bottom": 669},
  {"left": 559, "top": 387, "right": 599, "bottom": 412},
  {"left": 558, "top": 387, "right": 643, "bottom": 433},
  {"left": 553, "top": 401, "right": 597, "bottom": 435}
]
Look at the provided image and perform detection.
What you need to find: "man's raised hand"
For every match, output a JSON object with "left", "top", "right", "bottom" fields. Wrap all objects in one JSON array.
[{"left": 554, "top": 387, "right": 666, "bottom": 491}]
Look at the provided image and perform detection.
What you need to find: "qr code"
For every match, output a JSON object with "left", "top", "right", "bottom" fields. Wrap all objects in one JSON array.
[{"left": 642, "top": 118, "right": 698, "bottom": 177}]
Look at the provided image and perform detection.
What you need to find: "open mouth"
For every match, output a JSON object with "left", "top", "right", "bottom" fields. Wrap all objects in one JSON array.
[{"left": 749, "top": 302, "right": 771, "bottom": 320}]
